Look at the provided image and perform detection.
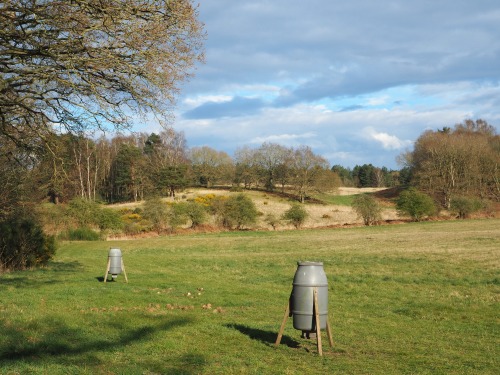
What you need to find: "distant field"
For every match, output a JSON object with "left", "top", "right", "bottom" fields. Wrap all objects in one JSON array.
[{"left": 1, "top": 219, "right": 499, "bottom": 374}]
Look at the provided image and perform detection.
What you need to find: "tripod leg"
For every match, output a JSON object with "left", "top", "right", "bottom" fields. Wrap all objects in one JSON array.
[
  {"left": 313, "top": 288, "right": 323, "bottom": 356},
  {"left": 104, "top": 258, "right": 110, "bottom": 283},
  {"left": 121, "top": 259, "right": 128, "bottom": 283},
  {"left": 275, "top": 299, "right": 290, "bottom": 347},
  {"left": 326, "top": 319, "right": 334, "bottom": 347}
]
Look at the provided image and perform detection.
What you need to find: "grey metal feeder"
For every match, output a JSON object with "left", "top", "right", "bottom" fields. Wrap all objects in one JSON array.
[
  {"left": 104, "top": 248, "right": 128, "bottom": 282},
  {"left": 275, "top": 261, "right": 333, "bottom": 355}
]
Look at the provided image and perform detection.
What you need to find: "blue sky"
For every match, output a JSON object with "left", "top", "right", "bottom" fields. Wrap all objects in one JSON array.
[{"left": 148, "top": 0, "right": 500, "bottom": 169}]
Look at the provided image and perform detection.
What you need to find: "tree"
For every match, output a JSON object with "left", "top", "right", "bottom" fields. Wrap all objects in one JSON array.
[
  {"left": 254, "top": 143, "right": 291, "bottom": 191},
  {"left": 396, "top": 188, "right": 436, "bottom": 221},
  {"left": 289, "top": 146, "right": 330, "bottom": 203},
  {"left": 189, "top": 146, "right": 234, "bottom": 187},
  {"left": 409, "top": 119, "right": 499, "bottom": 206},
  {"left": 234, "top": 146, "right": 260, "bottom": 189},
  {"left": 331, "top": 165, "right": 354, "bottom": 186},
  {"left": 157, "top": 165, "right": 189, "bottom": 197},
  {"left": 108, "top": 143, "right": 144, "bottom": 202},
  {"left": 282, "top": 204, "right": 308, "bottom": 229},
  {"left": 352, "top": 194, "right": 382, "bottom": 226},
  {"left": 1, "top": 0, "right": 205, "bottom": 149},
  {"left": 0, "top": 143, "right": 33, "bottom": 219}
]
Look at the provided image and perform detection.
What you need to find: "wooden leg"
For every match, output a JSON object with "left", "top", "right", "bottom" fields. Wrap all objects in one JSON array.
[
  {"left": 104, "top": 258, "right": 110, "bottom": 283},
  {"left": 326, "top": 319, "right": 334, "bottom": 348},
  {"left": 313, "top": 288, "right": 323, "bottom": 356},
  {"left": 275, "top": 299, "right": 290, "bottom": 347},
  {"left": 121, "top": 259, "right": 128, "bottom": 283}
]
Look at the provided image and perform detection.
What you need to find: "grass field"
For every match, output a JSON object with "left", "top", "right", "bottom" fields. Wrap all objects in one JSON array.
[{"left": 1, "top": 219, "right": 499, "bottom": 374}]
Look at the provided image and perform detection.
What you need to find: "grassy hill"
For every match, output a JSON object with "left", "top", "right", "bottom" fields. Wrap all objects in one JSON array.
[{"left": 110, "top": 187, "right": 399, "bottom": 232}]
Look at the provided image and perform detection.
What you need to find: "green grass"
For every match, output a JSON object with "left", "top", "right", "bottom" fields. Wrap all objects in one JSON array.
[
  {"left": 313, "top": 192, "right": 356, "bottom": 206},
  {"left": 1, "top": 219, "right": 499, "bottom": 374}
]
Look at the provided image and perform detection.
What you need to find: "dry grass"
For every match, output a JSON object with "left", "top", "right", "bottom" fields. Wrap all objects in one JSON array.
[{"left": 108, "top": 187, "right": 400, "bottom": 231}]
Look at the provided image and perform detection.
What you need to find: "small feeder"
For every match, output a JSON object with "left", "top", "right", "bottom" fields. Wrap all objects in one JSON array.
[
  {"left": 104, "top": 248, "right": 128, "bottom": 283},
  {"left": 275, "top": 261, "right": 333, "bottom": 355}
]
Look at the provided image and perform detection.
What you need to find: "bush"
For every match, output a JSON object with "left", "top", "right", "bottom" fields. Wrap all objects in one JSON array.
[
  {"left": 282, "top": 204, "right": 308, "bottom": 229},
  {"left": 169, "top": 203, "right": 189, "bottom": 231},
  {"left": 352, "top": 194, "right": 382, "bottom": 226},
  {"left": 265, "top": 213, "right": 281, "bottom": 230},
  {"left": 396, "top": 188, "right": 436, "bottom": 221},
  {"left": 0, "top": 214, "right": 56, "bottom": 271},
  {"left": 142, "top": 197, "right": 170, "bottom": 233},
  {"left": 67, "top": 198, "right": 100, "bottom": 227},
  {"left": 180, "top": 201, "right": 207, "bottom": 228},
  {"left": 59, "top": 227, "right": 101, "bottom": 241},
  {"left": 450, "top": 196, "right": 485, "bottom": 219},
  {"left": 97, "top": 208, "right": 124, "bottom": 231},
  {"left": 219, "top": 194, "right": 258, "bottom": 230}
]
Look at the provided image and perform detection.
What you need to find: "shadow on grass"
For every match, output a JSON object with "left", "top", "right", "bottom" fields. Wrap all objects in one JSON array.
[
  {"left": 0, "top": 261, "right": 83, "bottom": 288},
  {"left": 225, "top": 323, "right": 300, "bottom": 348},
  {"left": 0, "top": 315, "right": 193, "bottom": 368}
]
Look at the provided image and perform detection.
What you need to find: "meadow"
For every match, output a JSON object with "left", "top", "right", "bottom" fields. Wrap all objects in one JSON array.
[{"left": 1, "top": 219, "right": 499, "bottom": 374}]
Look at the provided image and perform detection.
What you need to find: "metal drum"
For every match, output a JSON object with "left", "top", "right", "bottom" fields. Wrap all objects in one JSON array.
[
  {"left": 291, "top": 261, "right": 328, "bottom": 333},
  {"left": 108, "top": 248, "right": 122, "bottom": 279}
]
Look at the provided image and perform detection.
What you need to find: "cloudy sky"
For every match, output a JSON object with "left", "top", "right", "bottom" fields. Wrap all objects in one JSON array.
[{"left": 155, "top": 0, "right": 500, "bottom": 169}]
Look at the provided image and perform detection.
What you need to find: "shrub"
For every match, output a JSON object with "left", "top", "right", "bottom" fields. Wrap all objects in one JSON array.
[
  {"left": 219, "top": 194, "right": 258, "bottom": 230},
  {"left": 396, "top": 188, "right": 436, "bottom": 221},
  {"left": 180, "top": 201, "right": 207, "bottom": 228},
  {"left": 60, "top": 227, "right": 101, "bottom": 241},
  {"left": 194, "top": 194, "right": 218, "bottom": 207},
  {"left": 142, "top": 197, "right": 170, "bottom": 233},
  {"left": 450, "top": 196, "right": 485, "bottom": 219},
  {"left": 0, "top": 214, "right": 56, "bottom": 271},
  {"left": 169, "top": 204, "right": 189, "bottom": 231},
  {"left": 282, "top": 204, "right": 308, "bottom": 229},
  {"left": 352, "top": 194, "right": 382, "bottom": 226},
  {"left": 265, "top": 213, "right": 281, "bottom": 230},
  {"left": 97, "top": 208, "right": 124, "bottom": 231},
  {"left": 67, "top": 198, "right": 100, "bottom": 227}
]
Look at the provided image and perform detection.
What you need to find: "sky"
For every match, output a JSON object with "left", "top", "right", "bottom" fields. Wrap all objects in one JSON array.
[{"left": 149, "top": 0, "right": 500, "bottom": 169}]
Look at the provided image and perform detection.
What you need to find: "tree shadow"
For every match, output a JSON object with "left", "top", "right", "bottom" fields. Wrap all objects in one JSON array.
[
  {"left": 0, "top": 315, "right": 193, "bottom": 368},
  {"left": 0, "top": 261, "right": 83, "bottom": 289},
  {"left": 49, "top": 261, "right": 85, "bottom": 273},
  {"left": 224, "top": 323, "right": 300, "bottom": 348}
]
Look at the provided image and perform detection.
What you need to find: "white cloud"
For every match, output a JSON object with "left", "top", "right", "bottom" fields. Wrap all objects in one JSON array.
[
  {"left": 363, "top": 127, "right": 413, "bottom": 150},
  {"left": 250, "top": 132, "right": 317, "bottom": 145},
  {"left": 183, "top": 95, "right": 233, "bottom": 108}
]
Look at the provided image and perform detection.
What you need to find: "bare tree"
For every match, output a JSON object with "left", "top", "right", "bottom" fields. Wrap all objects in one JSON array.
[
  {"left": 189, "top": 146, "right": 234, "bottom": 187},
  {"left": 410, "top": 120, "right": 499, "bottom": 206},
  {"left": 1, "top": 0, "right": 205, "bottom": 148},
  {"left": 290, "top": 146, "right": 330, "bottom": 203}
]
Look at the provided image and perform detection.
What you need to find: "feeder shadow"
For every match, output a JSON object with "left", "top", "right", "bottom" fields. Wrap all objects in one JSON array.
[
  {"left": 95, "top": 276, "right": 112, "bottom": 282},
  {"left": 225, "top": 323, "right": 300, "bottom": 348}
]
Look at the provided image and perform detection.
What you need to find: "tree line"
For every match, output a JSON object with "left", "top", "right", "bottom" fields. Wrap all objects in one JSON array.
[{"left": 1, "top": 129, "right": 344, "bottom": 214}]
